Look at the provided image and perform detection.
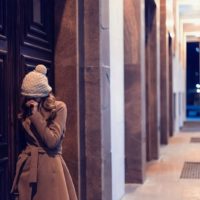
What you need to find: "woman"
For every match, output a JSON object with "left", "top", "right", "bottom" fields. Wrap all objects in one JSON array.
[{"left": 11, "top": 64, "right": 77, "bottom": 200}]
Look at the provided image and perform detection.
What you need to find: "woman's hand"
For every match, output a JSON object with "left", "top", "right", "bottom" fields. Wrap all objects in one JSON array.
[{"left": 25, "top": 100, "right": 39, "bottom": 114}]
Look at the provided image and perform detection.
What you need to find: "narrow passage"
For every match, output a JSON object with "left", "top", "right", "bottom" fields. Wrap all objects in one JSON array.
[{"left": 123, "top": 130, "right": 200, "bottom": 200}]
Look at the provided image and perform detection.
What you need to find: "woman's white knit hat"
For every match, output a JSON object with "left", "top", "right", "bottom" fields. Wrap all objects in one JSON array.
[{"left": 21, "top": 64, "right": 52, "bottom": 97}]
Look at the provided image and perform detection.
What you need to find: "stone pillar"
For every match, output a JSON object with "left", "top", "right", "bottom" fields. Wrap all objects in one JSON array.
[
  {"left": 155, "top": 0, "right": 161, "bottom": 153},
  {"left": 54, "top": 0, "right": 80, "bottom": 197},
  {"left": 145, "top": 0, "right": 160, "bottom": 161},
  {"left": 160, "top": 0, "right": 169, "bottom": 144},
  {"left": 79, "top": 0, "right": 112, "bottom": 199},
  {"left": 124, "top": 0, "right": 146, "bottom": 183},
  {"left": 168, "top": 35, "right": 174, "bottom": 136}
]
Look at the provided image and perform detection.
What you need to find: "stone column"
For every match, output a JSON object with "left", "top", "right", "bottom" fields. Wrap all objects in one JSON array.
[
  {"left": 79, "top": 0, "right": 112, "bottom": 199},
  {"left": 124, "top": 0, "right": 146, "bottom": 183},
  {"left": 160, "top": 0, "right": 169, "bottom": 144},
  {"left": 156, "top": 0, "right": 161, "bottom": 150},
  {"left": 145, "top": 1, "right": 159, "bottom": 161},
  {"left": 168, "top": 35, "right": 174, "bottom": 136},
  {"left": 54, "top": 0, "right": 80, "bottom": 197}
]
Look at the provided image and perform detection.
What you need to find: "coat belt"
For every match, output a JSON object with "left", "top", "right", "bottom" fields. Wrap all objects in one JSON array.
[
  {"left": 11, "top": 145, "right": 61, "bottom": 197},
  {"left": 27, "top": 146, "right": 45, "bottom": 183}
]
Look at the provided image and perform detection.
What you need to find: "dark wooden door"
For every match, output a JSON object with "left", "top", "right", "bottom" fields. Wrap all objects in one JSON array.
[
  {"left": 16, "top": 0, "right": 54, "bottom": 92},
  {"left": 0, "top": 1, "right": 54, "bottom": 199},
  {"left": 0, "top": 0, "right": 15, "bottom": 199}
]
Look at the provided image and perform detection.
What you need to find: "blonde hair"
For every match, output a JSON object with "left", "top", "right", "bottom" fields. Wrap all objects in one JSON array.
[{"left": 41, "top": 93, "right": 57, "bottom": 125}]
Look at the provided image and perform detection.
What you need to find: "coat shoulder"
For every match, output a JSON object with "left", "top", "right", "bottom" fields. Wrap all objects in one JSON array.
[{"left": 55, "top": 101, "right": 67, "bottom": 112}]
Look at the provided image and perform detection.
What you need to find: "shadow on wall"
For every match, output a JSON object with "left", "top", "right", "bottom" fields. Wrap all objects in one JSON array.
[{"left": 54, "top": 0, "right": 67, "bottom": 46}]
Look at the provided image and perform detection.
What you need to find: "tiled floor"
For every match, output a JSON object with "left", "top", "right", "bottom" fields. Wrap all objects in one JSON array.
[{"left": 122, "top": 131, "right": 200, "bottom": 200}]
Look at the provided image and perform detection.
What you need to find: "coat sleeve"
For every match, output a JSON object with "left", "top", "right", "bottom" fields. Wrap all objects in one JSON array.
[{"left": 29, "top": 102, "right": 67, "bottom": 149}]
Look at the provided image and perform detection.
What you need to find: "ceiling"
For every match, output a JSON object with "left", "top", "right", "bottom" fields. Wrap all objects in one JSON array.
[{"left": 178, "top": 0, "right": 200, "bottom": 41}]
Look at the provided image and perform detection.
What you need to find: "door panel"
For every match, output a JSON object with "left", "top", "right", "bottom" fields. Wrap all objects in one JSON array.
[
  {"left": 18, "top": 0, "right": 54, "bottom": 78},
  {"left": 0, "top": 53, "right": 9, "bottom": 198},
  {"left": 0, "top": 0, "right": 11, "bottom": 199},
  {"left": 0, "top": 1, "right": 54, "bottom": 199},
  {"left": 15, "top": 0, "right": 54, "bottom": 145},
  {"left": 0, "top": 159, "right": 8, "bottom": 200},
  {"left": 0, "top": 0, "right": 7, "bottom": 39}
]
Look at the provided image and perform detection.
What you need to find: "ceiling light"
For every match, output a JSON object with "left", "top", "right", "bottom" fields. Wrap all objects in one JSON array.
[
  {"left": 187, "top": 32, "right": 200, "bottom": 37},
  {"left": 196, "top": 84, "right": 200, "bottom": 88}
]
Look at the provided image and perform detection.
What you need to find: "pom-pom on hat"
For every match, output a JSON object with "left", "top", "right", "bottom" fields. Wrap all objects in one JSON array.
[{"left": 21, "top": 64, "right": 52, "bottom": 97}]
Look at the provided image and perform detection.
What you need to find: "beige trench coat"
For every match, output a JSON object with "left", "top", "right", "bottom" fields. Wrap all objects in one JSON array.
[{"left": 11, "top": 101, "right": 78, "bottom": 200}]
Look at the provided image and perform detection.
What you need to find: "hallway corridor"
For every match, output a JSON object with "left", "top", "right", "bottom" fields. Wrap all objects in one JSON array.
[
  {"left": 123, "top": 130, "right": 200, "bottom": 200},
  {"left": 1, "top": 0, "right": 200, "bottom": 199}
]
